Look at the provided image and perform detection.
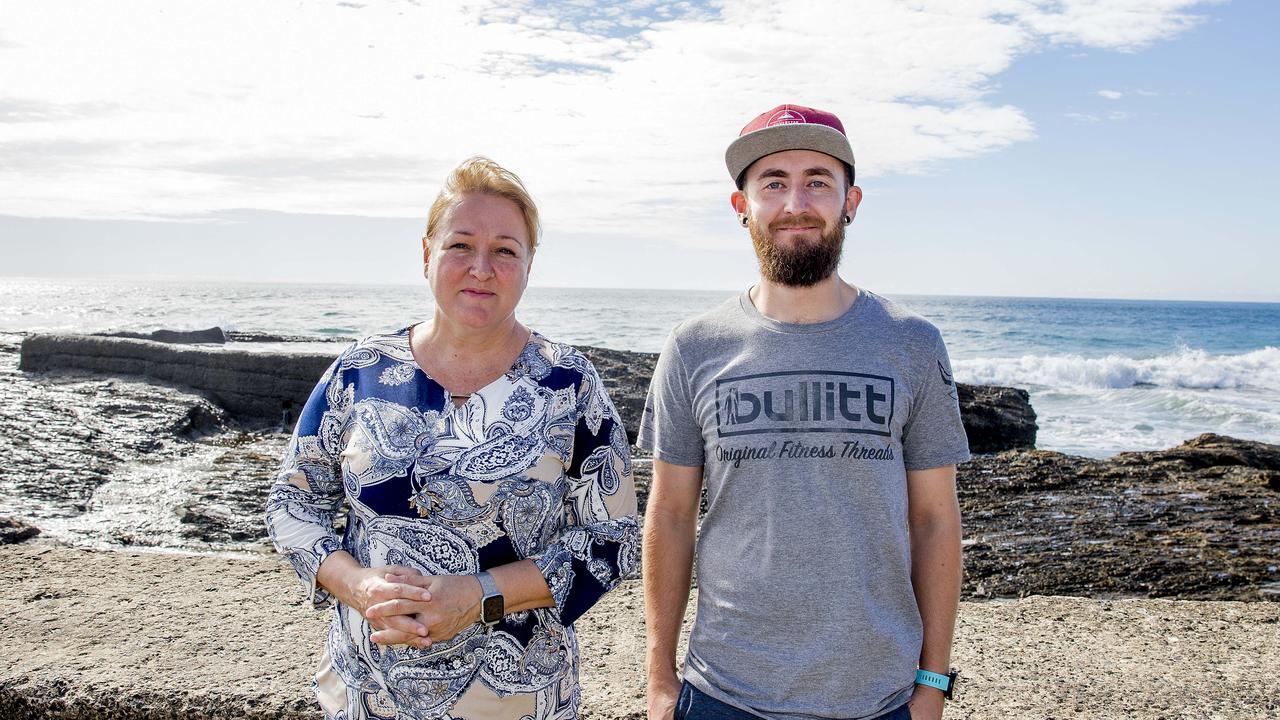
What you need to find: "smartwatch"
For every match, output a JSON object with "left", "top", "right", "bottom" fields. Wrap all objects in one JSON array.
[
  {"left": 476, "top": 571, "right": 505, "bottom": 626},
  {"left": 915, "top": 668, "right": 959, "bottom": 701}
]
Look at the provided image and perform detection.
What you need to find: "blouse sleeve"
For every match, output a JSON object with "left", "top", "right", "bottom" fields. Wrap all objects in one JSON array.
[
  {"left": 264, "top": 352, "right": 352, "bottom": 610},
  {"left": 531, "top": 361, "right": 640, "bottom": 626}
]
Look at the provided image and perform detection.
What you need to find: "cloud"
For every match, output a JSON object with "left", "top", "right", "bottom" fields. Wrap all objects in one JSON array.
[
  {"left": 0, "top": 98, "right": 119, "bottom": 123},
  {"left": 1016, "top": 0, "right": 1217, "bottom": 52},
  {"left": 1066, "top": 112, "right": 1102, "bottom": 124},
  {"left": 0, "top": 0, "right": 1217, "bottom": 238},
  {"left": 1097, "top": 89, "right": 1124, "bottom": 99}
]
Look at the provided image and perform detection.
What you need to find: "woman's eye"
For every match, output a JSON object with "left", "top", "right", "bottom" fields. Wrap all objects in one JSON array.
[{"left": 498, "top": 248, "right": 518, "bottom": 256}]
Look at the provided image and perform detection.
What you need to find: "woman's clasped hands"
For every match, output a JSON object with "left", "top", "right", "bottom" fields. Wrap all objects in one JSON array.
[{"left": 360, "top": 568, "right": 485, "bottom": 649}]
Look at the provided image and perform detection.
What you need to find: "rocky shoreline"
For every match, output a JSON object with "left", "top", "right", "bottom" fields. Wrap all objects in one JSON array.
[{"left": 5, "top": 333, "right": 1280, "bottom": 601}]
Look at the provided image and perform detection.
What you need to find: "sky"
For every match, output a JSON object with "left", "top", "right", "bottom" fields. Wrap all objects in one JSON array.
[{"left": 2, "top": 0, "right": 1277, "bottom": 301}]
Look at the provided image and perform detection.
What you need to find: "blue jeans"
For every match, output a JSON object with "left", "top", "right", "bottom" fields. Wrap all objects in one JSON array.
[{"left": 674, "top": 681, "right": 911, "bottom": 720}]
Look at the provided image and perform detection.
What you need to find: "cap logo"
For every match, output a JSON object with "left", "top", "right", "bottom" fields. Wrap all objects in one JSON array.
[{"left": 766, "top": 109, "right": 806, "bottom": 127}]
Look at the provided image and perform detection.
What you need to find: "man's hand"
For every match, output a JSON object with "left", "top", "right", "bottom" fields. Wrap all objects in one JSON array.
[
  {"left": 646, "top": 672, "right": 681, "bottom": 720},
  {"left": 907, "top": 685, "right": 945, "bottom": 720}
]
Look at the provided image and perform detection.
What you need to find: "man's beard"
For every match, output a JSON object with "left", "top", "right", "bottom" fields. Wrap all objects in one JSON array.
[{"left": 749, "top": 213, "right": 844, "bottom": 287}]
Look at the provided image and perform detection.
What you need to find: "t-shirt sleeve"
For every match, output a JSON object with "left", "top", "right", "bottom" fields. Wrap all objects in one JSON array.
[
  {"left": 636, "top": 328, "right": 705, "bottom": 467},
  {"left": 901, "top": 328, "right": 971, "bottom": 471}
]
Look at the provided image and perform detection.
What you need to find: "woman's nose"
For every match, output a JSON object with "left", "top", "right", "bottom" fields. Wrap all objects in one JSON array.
[{"left": 470, "top": 252, "right": 494, "bottom": 279}]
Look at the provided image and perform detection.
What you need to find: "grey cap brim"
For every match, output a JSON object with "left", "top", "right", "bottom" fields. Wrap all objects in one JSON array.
[{"left": 725, "top": 124, "right": 856, "bottom": 189}]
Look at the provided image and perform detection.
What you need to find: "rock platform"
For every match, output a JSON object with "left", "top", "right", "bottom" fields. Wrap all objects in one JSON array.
[{"left": 1, "top": 545, "right": 1277, "bottom": 719}]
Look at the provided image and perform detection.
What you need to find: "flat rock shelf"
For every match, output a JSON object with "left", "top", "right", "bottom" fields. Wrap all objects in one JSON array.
[{"left": 2, "top": 546, "right": 1278, "bottom": 719}]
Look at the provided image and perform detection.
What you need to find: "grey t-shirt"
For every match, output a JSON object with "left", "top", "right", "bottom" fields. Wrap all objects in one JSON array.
[{"left": 637, "top": 289, "right": 970, "bottom": 720}]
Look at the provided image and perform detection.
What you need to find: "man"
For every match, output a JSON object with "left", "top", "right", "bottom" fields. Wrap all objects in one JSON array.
[{"left": 638, "top": 104, "right": 968, "bottom": 720}]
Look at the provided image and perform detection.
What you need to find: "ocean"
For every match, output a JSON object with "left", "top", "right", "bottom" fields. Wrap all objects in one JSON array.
[{"left": 3, "top": 276, "right": 1278, "bottom": 458}]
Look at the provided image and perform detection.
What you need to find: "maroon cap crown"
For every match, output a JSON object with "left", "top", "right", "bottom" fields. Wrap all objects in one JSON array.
[
  {"left": 738, "top": 104, "right": 847, "bottom": 138},
  {"left": 725, "top": 103, "right": 855, "bottom": 189}
]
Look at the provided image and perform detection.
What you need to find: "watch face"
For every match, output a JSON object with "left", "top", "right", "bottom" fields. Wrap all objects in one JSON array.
[{"left": 481, "top": 594, "right": 504, "bottom": 624}]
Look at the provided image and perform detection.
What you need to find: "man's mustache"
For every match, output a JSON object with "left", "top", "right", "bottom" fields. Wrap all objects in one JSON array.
[{"left": 768, "top": 214, "right": 826, "bottom": 232}]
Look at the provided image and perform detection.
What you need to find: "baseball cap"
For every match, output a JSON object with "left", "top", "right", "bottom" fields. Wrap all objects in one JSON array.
[{"left": 725, "top": 104, "right": 855, "bottom": 189}]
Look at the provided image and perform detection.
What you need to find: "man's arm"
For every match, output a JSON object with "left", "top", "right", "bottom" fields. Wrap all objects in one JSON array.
[
  {"left": 643, "top": 459, "right": 704, "bottom": 720},
  {"left": 905, "top": 464, "right": 963, "bottom": 720}
]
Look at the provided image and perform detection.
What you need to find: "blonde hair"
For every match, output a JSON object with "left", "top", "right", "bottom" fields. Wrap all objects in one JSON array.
[{"left": 424, "top": 156, "right": 541, "bottom": 250}]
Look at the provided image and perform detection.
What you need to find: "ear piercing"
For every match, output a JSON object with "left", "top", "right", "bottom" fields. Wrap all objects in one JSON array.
[
  {"left": 740, "top": 215, "right": 749, "bottom": 227},
  {"left": 842, "top": 215, "right": 852, "bottom": 225}
]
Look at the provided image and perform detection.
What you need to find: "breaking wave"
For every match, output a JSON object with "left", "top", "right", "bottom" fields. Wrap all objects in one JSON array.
[{"left": 954, "top": 346, "right": 1280, "bottom": 391}]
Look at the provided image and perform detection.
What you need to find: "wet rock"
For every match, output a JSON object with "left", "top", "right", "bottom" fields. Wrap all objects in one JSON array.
[
  {"left": 0, "top": 517, "right": 39, "bottom": 545},
  {"left": 169, "top": 402, "right": 231, "bottom": 439},
  {"left": 226, "top": 330, "right": 352, "bottom": 344},
  {"left": 1112, "top": 432, "right": 1280, "bottom": 473},
  {"left": 103, "top": 327, "right": 228, "bottom": 344},
  {"left": 0, "top": 338, "right": 237, "bottom": 536},
  {"left": 958, "top": 435, "right": 1280, "bottom": 601},
  {"left": 957, "top": 383, "right": 1038, "bottom": 452},
  {"left": 577, "top": 346, "right": 657, "bottom": 444}
]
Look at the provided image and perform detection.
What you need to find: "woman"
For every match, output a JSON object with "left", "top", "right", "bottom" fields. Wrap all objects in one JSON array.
[{"left": 266, "top": 157, "right": 639, "bottom": 720}]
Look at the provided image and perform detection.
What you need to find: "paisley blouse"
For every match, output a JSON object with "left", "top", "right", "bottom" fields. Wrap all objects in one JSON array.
[{"left": 265, "top": 328, "right": 639, "bottom": 720}]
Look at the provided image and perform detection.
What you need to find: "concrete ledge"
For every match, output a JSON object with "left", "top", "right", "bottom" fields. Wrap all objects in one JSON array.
[
  {"left": 19, "top": 334, "right": 333, "bottom": 428},
  {"left": 2, "top": 545, "right": 1277, "bottom": 719}
]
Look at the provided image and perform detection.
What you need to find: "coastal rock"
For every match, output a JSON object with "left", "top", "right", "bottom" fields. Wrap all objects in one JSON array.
[
  {"left": 577, "top": 346, "right": 657, "bottom": 444},
  {"left": 103, "top": 327, "right": 228, "bottom": 344},
  {"left": 225, "top": 330, "right": 352, "bottom": 344},
  {"left": 958, "top": 435, "right": 1280, "bottom": 601},
  {"left": 0, "top": 517, "right": 39, "bottom": 545},
  {"left": 0, "top": 337, "right": 246, "bottom": 548},
  {"left": 956, "top": 383, "right": 1038, "bottom": 452},
  {"left": 1112, "top": 432, "right": 1280, "bottom": 481}
]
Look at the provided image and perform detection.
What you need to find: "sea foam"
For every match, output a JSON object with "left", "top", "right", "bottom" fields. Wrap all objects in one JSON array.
[{"left": 954, "top": 346, "right": 1280, "bottom": 391}]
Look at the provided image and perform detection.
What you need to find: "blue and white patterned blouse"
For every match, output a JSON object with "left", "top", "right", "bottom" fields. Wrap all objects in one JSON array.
[{"left": 265, "top": 328, "right": 639, "bottom": 720}]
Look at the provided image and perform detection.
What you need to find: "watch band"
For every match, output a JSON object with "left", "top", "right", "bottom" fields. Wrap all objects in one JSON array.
[
  {"left": 915, "top": 669, "right": 958, "bottom": 700},
  {"left": 476, "top": 570, "right": 499, "bottom": 597},
  {"left": 476, "top": 571, "right": 504, "bottom": 626}
]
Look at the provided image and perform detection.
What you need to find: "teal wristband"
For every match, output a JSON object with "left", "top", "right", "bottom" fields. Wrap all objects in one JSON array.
[{"left": 914, "top": 669, "right": 957, "bottom": 700}]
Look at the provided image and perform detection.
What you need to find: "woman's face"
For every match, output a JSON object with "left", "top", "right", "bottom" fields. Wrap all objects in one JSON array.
[{"left": 424, "top": 192, "right": 534, "bottom": 333}]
